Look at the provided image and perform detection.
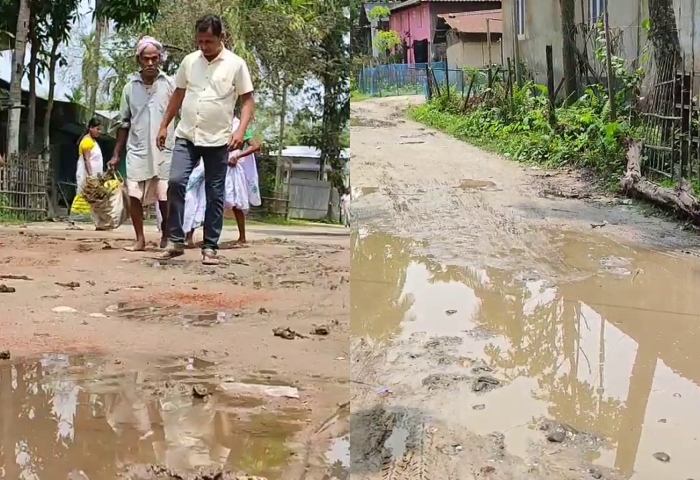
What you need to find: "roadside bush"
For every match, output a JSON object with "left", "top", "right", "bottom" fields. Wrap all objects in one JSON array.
[
  {"left": 412, "top": 28, "right": 645, "bottom": 188},
  {"left": 411, "top": 82, "right": 635, "bottom": 187}
]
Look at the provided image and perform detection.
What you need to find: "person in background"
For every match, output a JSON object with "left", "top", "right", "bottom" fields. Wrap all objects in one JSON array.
[
  {"left": 186, "top": 116, "right": 261, "bottom": 247},
  {"left": 110, "top": 36, "right": 174, "bottom": 251},
  {"left": 341, "top": 187, "right": 351, "bottom": 228},
  {"left": 183, "top": 160, "right": 206, "bottom": 248},
  {"left": 156, "top": 14, "right": 255, "bottom": 265},
  {"left": 76, "top": 118, "right": 103, "bottom": 194},
  {"left": 224, "top": 116, "right": 261, "bottom": 246}
]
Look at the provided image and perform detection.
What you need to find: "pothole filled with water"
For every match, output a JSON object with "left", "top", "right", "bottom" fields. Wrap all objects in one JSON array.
[{"left": 0, "top": 354, "right": 308, "bottom": 479}]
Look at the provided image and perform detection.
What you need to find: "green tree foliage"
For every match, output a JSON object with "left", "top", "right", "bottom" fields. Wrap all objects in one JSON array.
[{"left": 301, "top": 0, "right": 349, "bottom": 190}]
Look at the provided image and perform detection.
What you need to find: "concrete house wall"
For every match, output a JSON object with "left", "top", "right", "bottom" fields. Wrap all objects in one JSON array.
[{"left": 501, "top": 0, "right": 645, "bottom": 88}]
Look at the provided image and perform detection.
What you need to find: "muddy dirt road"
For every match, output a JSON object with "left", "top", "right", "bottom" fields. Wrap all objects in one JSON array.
[
  {"left": 351, "top": 97, "right": 700, "bottom": 480},
  {"left": 0, "top": 224, "right": 349, "bottom": 479}
]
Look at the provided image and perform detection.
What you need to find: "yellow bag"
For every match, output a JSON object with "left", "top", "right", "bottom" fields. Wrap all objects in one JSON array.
[{"left": 70, "top": 193, "right": 91, "bottom": 216}]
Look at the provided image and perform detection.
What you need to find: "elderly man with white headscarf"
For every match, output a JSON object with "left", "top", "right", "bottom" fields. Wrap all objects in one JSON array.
[{"left": 109, "top": 36, "right": 175, "bottom": 251}]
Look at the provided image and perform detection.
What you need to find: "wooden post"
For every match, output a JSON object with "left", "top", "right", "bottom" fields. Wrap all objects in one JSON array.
[
  {"left": 546, "top": 45, "right": 556, "bottom": 126},
  {"left": 603, "top": 2, "right": 617, "bottom": 121},
  {"left": 425, "top": 62, "right": 431, "bottom": 100},
  {"left": 486, "top": 18, "right": 493, "bottom": 66},
  {"left": 511, "top": 1, "right": 522, "bottom": 87},
  {"left": 445, "top": 60, "right": 450, "bottom": 98},
  {"left": 507, "top": 56, "right": 514, "bottom": 115}
]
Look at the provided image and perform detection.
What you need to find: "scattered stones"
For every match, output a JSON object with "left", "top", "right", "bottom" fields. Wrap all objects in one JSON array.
[
  {"left": 258, "top": 307, "right": 269, "bottom": 314},
  {"left": 192, "top": 384, "right": 209, "bottom": 399},
  {"left": 56, "top": 281, "right": 80, "bottom": 289},
  {"left": 89, "top": 313, "right": 107, "bottom": 318},
  {"left": 0, "top": 350, "right": 10, "bottom": 360},
  {"left": 547, "top": 430, "right": 567, "bottom": 443},
  {"left": 588, "top": 467, "right": 603, "bottom": 479},
  {"left": 311, "top": 324, "right": 330, "bottom": 336},
  {"left": 0, "top": 284, "right": 16, "bottom": 293},
  {"left": 653, "top": 452, "right": 670, "bottom": 463},
  {"left": 472, "top": 375, "right": 501, "bottom": 393},
  {"left": 272, "top": 327, "right": 306, "bottom": 340},
  {"left": 105, "top": 304, "right": 120, "bottom": 313},
  {"left": 51, "top": 306, "right": 78, "bottom": 313},
  {"left": 480, "top": 466, "right": 496, "bottom": 475}
]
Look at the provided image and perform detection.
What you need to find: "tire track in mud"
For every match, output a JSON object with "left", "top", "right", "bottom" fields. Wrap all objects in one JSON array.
[{"left": 351, "top": 339, "right": 456, "bottom": 480}]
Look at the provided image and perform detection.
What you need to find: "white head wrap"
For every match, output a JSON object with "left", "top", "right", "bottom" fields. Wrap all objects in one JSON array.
[{"left": 136, "top": 36, "right": 164, "bottom": 60}]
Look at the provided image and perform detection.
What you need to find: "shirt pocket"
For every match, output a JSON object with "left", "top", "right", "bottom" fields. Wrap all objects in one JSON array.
[{"left": 210, "top": 67, "right": 235, "bottom": 99}]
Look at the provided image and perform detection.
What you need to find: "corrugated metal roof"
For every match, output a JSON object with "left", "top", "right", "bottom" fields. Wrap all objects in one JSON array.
[
  {"left": 390, "top": 0, "right": 495, "bottom": 11},
  {"left": 438, "top": 9, "right": 503, "bottom": 34},
  {"left": 272, "top": 146, "right": 351, "bottom": 160}
]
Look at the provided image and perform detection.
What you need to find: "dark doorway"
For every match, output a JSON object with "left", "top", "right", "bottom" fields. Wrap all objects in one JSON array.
[
  {"left": 402, "top": 40, "right": 409, "bottom": 64},
  {"left": 413, "top": 39, "right": 428, "bottom": 64}
]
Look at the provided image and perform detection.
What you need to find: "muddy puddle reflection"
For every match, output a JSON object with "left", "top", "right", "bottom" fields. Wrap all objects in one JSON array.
[
  {"left": 0, "top": 355, "right": 306, "bottom": 479},
  {"left": 351, "top": 228, "right": 700, "bottom": 479}
]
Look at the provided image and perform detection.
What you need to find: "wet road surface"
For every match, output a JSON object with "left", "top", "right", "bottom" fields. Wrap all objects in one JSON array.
[{"left": 350, "top": 97, "right": 700, "bottom": 480}]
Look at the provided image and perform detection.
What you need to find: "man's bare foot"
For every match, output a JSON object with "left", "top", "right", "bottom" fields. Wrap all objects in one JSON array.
[{"left": 124, "top": 239, "right": 146, "bottom": 252}]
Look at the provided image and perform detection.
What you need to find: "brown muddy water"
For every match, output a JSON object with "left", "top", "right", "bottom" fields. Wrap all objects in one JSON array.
[
  {"left": 0, "top": 355, "right": 320, "bottom": 479},
  {"left": 351, "top": 227, "right": 700, "bottom": 479},
  {"left": 457, "top": 179, "right": 497, "bottom": 190}
]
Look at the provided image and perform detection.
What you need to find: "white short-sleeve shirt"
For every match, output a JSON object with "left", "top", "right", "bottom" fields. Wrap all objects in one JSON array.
[{"left": 174, "top": 48, "right": 254, "bottom": 147}]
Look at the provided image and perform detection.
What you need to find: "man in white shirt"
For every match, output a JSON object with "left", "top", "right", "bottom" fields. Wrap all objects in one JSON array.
[
  {"left": 109, "top": 36, "right": 175, "bottom": 251},
  {"left": 157, "top": 14, "right": 255, "bottom": 265}
]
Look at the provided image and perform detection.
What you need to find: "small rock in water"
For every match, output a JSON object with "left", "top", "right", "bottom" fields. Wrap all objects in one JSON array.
[
  {"left": 472, "top": 404, "right": 486, "bottom": 410},
  {"left": 588, "top": 467, "right": 603, "bottom": 479},
  {"left": 0, "top": 350, "right": 10, "bottom": 360},
  {"left": 52, "top": 306, "right": 78, "bottom": 313},
  {"left": 192, "top": 384, "right": 209, "bottom": 399},
  {"left": 653, "top": 452, "right": 670, "bottom": 463},
  {"left": 311, "top": 324, "right": 330, "bottom": 336},
  {"left": 547, "top": 430, "right": 567, "bottom": 443},
  {"left": 658, "top": 418, "right": 667, "bottom": 423},
  {"left": 445, "top": 309, "right": 457, "bottom": 315},
  {"left": 67, "top": 470, "right": 90, "bottom": 480}
]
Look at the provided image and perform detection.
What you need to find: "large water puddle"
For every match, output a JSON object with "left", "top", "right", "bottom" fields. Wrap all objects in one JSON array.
[
  {"left": 351, "top": 228, "right": 700, "bottom": 479},
  {"left": 0, "top": 355, "right": 307, "bottom": 479}
]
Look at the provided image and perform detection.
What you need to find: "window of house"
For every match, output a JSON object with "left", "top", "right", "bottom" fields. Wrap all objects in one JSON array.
[
  {"left": 590, "top": 0, "right": 606, "bottom": 24},
  {"left": 515, "top": 0, "right": 525, "bottom": 36}
]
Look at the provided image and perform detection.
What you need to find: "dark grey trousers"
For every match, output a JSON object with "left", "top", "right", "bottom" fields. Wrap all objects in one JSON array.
[{"left": 167, "top": 138, "right": 228, "bottom": 251}]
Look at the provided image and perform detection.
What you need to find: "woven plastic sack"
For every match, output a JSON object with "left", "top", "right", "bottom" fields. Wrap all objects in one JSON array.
[{"left": 89, "top": 176, "right": 130, "bottom": 230}]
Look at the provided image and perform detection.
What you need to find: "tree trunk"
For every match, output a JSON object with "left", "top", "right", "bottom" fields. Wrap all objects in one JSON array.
[
  {"left": 622, "top": 140, "right": 700, "bottom": 224},
  {"left": 648, "top": 0, "right": 682, "bottom": 83},
  {"left": 88, "top": 0, "right": 104, "bottom": 114},
  {"left": 43, "top": 41, "right": 60, "bottom": 217},
  {"left": 275, "top": 82, "right": 288, "bottom": 189},
  {"left": 6, "top": 0, "right": 31, "bottom": 158},
  {"left": 559, "top": 0, "right": 578, "bottom": 104},
  {"left": 27, "top": 14, "right": 38, "bottom": 151}
]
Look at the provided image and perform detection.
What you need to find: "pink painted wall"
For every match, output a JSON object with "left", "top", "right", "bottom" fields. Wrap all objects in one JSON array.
[{"left": 389, "top": 2, "right": 431, "bottom": 64}]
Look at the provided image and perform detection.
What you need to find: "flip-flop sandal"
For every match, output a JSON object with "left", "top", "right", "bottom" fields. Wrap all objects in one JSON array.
[
  {"left": 158, "top": 248, "right": 184, "bottom": 260},
  {"left": 201, "top": 248, "right": 220, "bottom": 265},
  {"left": 202, "top": 254, "right": 220, "bottom": 265},
  {"left": 123, "top": 245, "right": 146, "bottom": 252}
]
